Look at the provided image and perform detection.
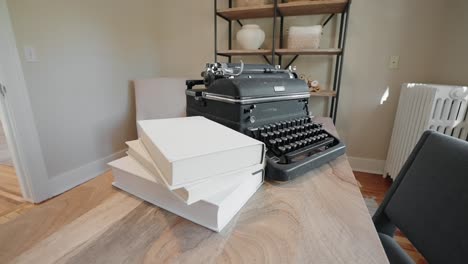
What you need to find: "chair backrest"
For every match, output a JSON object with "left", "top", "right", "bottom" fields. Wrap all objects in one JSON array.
[
  {"left": 134, "top": 78, "right": 187, "bottom": 136},
  {"left": 379, "top": 130, "right": 468, "bottom": 263}
]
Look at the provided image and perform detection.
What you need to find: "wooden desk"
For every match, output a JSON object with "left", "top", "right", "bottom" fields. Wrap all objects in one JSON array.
[{"left": 0, "top": 118, "right": 388, "bottom": 264}]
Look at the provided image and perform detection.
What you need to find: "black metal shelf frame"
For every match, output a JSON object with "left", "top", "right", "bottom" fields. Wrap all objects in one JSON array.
[{"left": 214, "top": 0, "right": 350, "bottom": 123}]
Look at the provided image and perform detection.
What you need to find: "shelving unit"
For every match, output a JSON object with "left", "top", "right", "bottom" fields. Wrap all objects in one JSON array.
[
  {"left": 275, "top": 48, "right": 342, "bottom": 55},
  {"left": 217, "top": 49, "right": 272, "bottom": 56},
  {"left": 217, "top": 4, "right": 275, "bottom": 20},
  {"left": 214, "top": 0, "right": 351, "bottom": 123},
  {"left": 277, "top": 0, "right": 348, "bottom": 16},
  {"left": 310, "top": 90, "right": 337, "bottom": 97}
]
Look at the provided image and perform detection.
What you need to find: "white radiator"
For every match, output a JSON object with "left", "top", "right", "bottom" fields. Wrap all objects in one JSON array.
[{"left": 385, "top": 83, "right": 468, "bottom": 179}]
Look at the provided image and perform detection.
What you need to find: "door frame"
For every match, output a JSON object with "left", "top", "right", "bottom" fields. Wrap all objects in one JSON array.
[{"left": 0, "top": 0, "right": 50, "bottom": 202}]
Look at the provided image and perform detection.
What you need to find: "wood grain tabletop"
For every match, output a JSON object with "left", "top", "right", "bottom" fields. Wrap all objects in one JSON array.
[{"left": 0, "top": 117, "right": 389, "bottom": 264}]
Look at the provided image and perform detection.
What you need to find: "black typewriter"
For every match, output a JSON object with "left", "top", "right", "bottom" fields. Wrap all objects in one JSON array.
[{"left": 185, "top": 62, "right": 346, "bottom": 181}]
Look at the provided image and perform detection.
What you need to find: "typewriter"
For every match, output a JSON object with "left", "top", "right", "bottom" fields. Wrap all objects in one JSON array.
[{"left": 186, "top": 62, "right": 346, "bottom": 181}]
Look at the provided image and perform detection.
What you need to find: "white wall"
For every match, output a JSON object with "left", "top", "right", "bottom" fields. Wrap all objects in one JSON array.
[
  {"left": 156, "top": 1, "right": 214, "bottom": 78},
  {"left": 336, "top": 0, "right": 448, "bottom": 161},
  {"left": 7, "top": 0, "right": 161, "bottom": 179},
  {"left": 431, "top": 0, "right": 468, "bottom": 86}
]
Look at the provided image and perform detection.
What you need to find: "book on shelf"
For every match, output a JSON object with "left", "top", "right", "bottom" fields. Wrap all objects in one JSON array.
[
  {"left": 138, "top": 116, "right": 265, "bottom": 186},
  {"left": 126, "top": 139, "right": 264, "bottom": 205},
  {"left": 109, "top": 156, "right": 264, "bottom": 232}
]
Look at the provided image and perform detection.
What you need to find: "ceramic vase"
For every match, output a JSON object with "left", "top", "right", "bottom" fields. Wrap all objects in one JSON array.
[{"left": 236, "top": 24, "right": 265, "bottom": 50}]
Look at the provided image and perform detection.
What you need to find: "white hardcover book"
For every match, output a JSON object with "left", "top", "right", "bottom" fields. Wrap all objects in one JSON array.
[
  {"left": 109, "top": 156, "right": 263, "bottom": 232},
  {"left": 138, "top": 116, "right": 264, "bottom": 186},
  {"left": 126, "top": 139, "right": 264, "bottom": 205}
]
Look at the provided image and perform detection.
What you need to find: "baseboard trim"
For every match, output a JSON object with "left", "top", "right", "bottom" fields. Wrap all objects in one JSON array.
[
  {"left": 48, "top": 149, "right": 127, "bottom": 199},
  {"left": 348, "top": 156, "right": 386, "bottom": 175}
]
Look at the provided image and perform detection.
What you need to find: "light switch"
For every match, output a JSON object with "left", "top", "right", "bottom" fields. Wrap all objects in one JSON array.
[
  {"left": 389, "top": 55, "right": 399, "bottom": 69},
  {"left": 24, "top": 46, "right": 38, "bottom": 62}
]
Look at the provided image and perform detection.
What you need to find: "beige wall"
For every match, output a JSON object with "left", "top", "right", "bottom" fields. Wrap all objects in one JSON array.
[
  {"left": 7, "top": 0, "right": 160, "bottom": 178},
  {"left": 431, "top": 0, "right": 468, "bottom": 86},
  {"left": 156, "top": 1, "right": 214, "bottom": 78},
  {"left": 335, "top": 0, "right": 447, "bottom": 160},
  {"left": 7, "top": 0, "right": 465, "bottom": 181}
]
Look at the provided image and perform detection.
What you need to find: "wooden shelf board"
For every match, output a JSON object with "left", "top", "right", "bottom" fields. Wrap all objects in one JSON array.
[
  {"left": 310, "top": 90, "right": 337, "bottom": 97},
  {"left": 217, "top": 4, "right": 274, "bottom": 20},
  {"left": 276, "top": 48, "right": 342, "bottom": 55},
  {"left": 278, "top": 0, "right": 349, "bottom": 16},
  {"left": 217, "top": 1, "right": 348, "bottom": 21},
  {"left": 217, "top": 49, "right": 273, "bottom": 56}
]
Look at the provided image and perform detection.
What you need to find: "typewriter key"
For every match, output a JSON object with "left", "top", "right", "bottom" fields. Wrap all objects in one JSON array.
[
  {"left": 278, "top": 146, "right": 286, "bottom": 155},
  {"left": 247, "top": 127, "right": 259, "bottom": 138},
  {"left": 278, "top": 129, "right": 285, "bottom": 136},
  {"left": 268, "top": 139, "right": 277, "bottom": 147},
  {"left": 290, "top": 142, "right": 298, "bottom": 150},
  {"left": 296, "top": 132, "right": 303, "bottom": 139}
]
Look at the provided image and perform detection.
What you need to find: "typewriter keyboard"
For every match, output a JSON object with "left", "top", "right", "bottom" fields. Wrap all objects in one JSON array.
[{"left": 247, "top": 117, "right": 338, "bottom": 164}]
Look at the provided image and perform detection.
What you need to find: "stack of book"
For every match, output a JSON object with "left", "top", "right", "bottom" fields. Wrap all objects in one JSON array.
[{"left": 108, "top": 116, "right": 265, "bottom": 232}]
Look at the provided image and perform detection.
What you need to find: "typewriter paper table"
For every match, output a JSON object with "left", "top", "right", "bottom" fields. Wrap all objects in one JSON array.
[{"left": 5, "top": 118, "right": 388, "bottom": 264}]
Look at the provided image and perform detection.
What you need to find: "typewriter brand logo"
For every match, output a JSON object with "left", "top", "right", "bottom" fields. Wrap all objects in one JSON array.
[{"left": 274, "top": 86, "right": 286, "bottom": 92}]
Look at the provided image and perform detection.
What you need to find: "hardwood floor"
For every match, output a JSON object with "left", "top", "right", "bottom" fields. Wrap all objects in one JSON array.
[
  {"left": 0, "top": 121, "right": 13, "bottom": 166},
  {"left": 354, "top": 171, "right": 392, "bottom": 204},
  {"left": 0, "top": 165, "right": 28, "bottom": 224},
  {"left": 355, "top": 171, "right": 428, "bottom": 264},
  {"left": 0, "top": 171, "right": 124, "bottom": 263}
]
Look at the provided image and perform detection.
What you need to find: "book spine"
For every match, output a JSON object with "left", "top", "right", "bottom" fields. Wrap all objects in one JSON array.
[{"left": 140, "top": 131, "right": 173, "bottom": 185}]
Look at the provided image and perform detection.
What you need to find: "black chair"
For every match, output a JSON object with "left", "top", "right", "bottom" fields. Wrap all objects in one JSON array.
[{"left": 373, "top": 130, "right": 468, "bottom": 264}]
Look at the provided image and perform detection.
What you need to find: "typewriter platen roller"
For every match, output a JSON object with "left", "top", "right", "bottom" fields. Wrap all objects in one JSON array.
[{"left": 186, "top": 62, "right": 346, "bottom": 181}]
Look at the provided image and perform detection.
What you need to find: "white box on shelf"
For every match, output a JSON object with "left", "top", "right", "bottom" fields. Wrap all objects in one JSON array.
[
  {"left": 109, "top": 156, "right": 264, "bottom": 232},
  {"left": 126, "top": 139, "right": 264, "bottom": 205},
  {"left": 138, "top": 116, "right": 265, "bottom": 187},
  {"left": 287, "top": 25, "right": 322, "bottom": 49}
]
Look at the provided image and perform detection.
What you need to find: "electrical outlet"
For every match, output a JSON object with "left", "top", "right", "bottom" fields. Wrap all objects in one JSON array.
[
  {"left": 24, "top": 46, "right": 38, "bottom": 62},
  {"left": 389, "top": 55, "right": 399, "bottom": 69}
]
